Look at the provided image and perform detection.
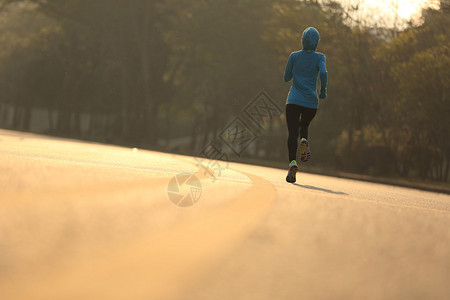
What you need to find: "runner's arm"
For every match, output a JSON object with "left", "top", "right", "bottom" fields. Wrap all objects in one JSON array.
[
  {"left": 284, "top": 54, "right": 294, "bottom": 82},
  {"left": 319, "top": 55, "right": 328, "bottom": 99}
]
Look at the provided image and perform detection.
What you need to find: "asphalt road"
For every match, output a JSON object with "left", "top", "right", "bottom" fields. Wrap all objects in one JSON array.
[{"left": 0, "top": 129, "right": 449, "bottom": 300}]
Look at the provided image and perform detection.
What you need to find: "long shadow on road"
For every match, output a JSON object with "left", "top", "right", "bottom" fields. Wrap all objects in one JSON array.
[{"left": 292, "top": 183, "right": 348, "bottom": 195}]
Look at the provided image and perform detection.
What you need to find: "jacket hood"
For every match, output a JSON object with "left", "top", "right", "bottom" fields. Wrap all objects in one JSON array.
[{"left": 302, "top": 27, "right": 320, "bottom": 51}]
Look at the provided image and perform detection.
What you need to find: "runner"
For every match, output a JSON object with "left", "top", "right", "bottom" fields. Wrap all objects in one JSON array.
[{"left": 284, "top": 27, "right": 328, "bottom": 183}]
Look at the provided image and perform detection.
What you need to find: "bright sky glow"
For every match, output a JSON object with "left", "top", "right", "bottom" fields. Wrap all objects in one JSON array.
[
  {"left": 338, "top": 0, "right": 441, "bottom": 28},
  {"left": 366, "top": 0, "right": 438, "bottom": 18}
]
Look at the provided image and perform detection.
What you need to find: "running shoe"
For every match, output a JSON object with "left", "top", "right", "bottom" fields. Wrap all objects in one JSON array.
[
  {"left": 286, "top": 160, "right": 298, "bottom": 183},
  {"left": 299, "top": 138, "right": 311, "bottom": 162}
]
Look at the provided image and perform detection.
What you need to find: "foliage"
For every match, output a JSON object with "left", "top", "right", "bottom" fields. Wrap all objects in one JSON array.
[{"left": 0, "top": 0, "right": 448, "bottom": 182}]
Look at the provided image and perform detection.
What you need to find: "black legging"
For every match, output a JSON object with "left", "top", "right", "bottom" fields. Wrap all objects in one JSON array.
[{"left": 286, "top": 104, "right": 317, "bottom": 162}]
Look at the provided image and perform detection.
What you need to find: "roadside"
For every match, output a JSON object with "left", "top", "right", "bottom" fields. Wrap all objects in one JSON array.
[
  {"left": 240, "top": 157, "right": 450, "bottom": 195},
  {"left": 2, "top": 129, "right": 448, "bottom": 195}
]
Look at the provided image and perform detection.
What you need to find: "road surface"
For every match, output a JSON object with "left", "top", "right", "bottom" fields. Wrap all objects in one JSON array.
[{"left": 0, "top": 129, "right": 449, "bottom": 299}]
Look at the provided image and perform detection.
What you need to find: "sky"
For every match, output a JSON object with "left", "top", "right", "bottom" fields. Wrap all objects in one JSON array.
[{"left": 337, "top": 0, "right": 441, "bottom": 28}]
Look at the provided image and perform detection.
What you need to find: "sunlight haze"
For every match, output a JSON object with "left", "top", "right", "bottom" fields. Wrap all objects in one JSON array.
[{"left": 339, "top": 0, "right": 441, "bottom": 27}]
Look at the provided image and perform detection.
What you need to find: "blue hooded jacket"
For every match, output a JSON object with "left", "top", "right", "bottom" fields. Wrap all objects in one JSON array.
[{"left": 284, "top": 27, "right": 328, "bottom": 109}]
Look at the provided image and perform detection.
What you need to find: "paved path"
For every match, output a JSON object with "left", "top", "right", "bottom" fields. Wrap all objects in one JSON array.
[{"left": 0, "top": 129, "right": 449, "bottom": 299}]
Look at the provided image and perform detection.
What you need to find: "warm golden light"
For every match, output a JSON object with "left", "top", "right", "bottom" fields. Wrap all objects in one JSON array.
[
  {"left": 363, "top": 0, "right": 439, "bottom": 19},
  {"left": 340, "top": 0, "right": 441, "bottom": 27}
]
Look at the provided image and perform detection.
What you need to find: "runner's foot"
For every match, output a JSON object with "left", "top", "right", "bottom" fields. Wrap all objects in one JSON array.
[
  {"left": 300, "top": 138, "right": 311, "bottom": 162},
  {"left": 286, "top": 160, "right": 298, "bottom": 183}
]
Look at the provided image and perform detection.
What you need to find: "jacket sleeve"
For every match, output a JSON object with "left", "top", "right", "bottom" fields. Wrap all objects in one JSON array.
[
  {"left": 319, "top": 54, "right": 328, "bottom": 90},
  {"left": 284, "top": 54, "right": 294, "bottom": 82}
]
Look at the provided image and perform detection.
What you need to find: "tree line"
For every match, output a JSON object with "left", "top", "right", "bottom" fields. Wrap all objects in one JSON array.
[{"left": 0, "top": 0, "right": 448, "bottom": 182}]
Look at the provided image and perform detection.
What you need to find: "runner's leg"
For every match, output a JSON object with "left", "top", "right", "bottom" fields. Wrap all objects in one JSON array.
[
  {"left": 286, "top": 104, "right": 302, "bottom": 162},
  {"left": 298, "top": 106, "right": 317, "bottom": 139}
]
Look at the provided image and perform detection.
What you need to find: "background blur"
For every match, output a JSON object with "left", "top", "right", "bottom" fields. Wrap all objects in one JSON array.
[{"left": 0, "top": 0, "right": 448, "bottom": 183}]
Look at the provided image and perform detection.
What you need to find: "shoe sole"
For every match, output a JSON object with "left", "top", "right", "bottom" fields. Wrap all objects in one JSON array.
[
  {"left": 300, "top": 141, "right": 311, "bottom": 162},
  {"left": 286, "top": 165, "right": 298, "bottom": 183}
]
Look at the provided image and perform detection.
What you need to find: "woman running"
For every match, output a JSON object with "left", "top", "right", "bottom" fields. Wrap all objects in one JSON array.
[{"left": 284, "top": 27, "right": 328, "bottom": 183}]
